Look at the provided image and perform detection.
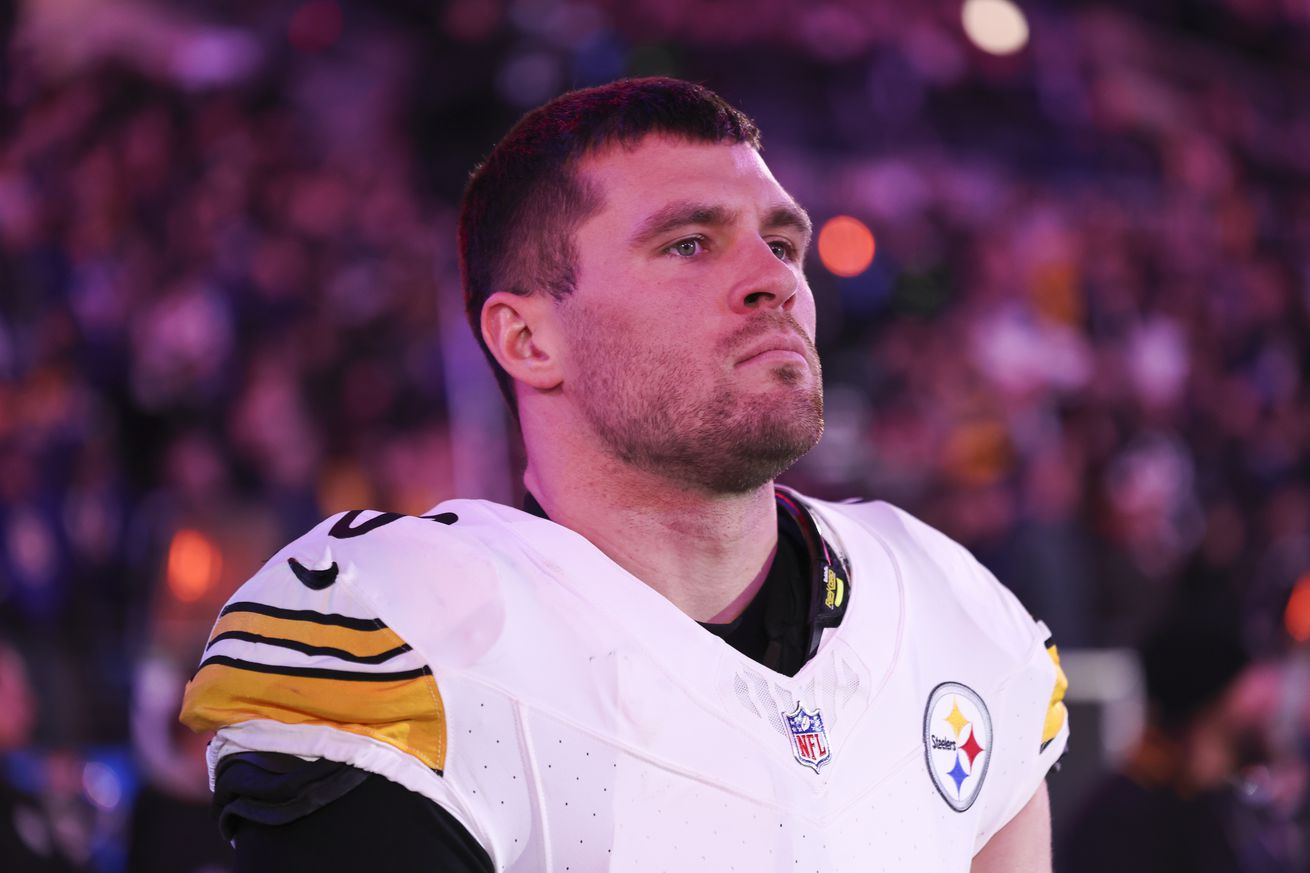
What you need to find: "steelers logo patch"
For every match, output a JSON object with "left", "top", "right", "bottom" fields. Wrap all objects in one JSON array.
[{"left": 923, "top": 682, "right": 992, "bottom": 812}]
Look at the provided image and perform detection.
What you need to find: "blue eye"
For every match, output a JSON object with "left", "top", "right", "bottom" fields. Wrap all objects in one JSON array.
[
  {"left": 769, "top": 240, "right": 795, "bottom": 261},
  {"left": 668, "top": 238, "right": 704, "bottom": 257}
]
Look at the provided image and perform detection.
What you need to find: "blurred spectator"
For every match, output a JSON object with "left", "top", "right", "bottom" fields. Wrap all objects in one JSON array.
[
  {"left": 122, "top": 432, "right": 281, "bottom": 873},
  {"left": 0, "top": 638, "right": 84, "bottom": 872},
  {"left": 1057, "top": 614, "right": 1304, "bottom": 872}
]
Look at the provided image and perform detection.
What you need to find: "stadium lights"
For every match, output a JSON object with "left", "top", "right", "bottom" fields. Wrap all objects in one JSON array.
[
  {"left": 961, "top": 0, "right": 1030, "bottom": 56},
  {"left": 818, "top": 215, "right": 877, "bottom": 278}
]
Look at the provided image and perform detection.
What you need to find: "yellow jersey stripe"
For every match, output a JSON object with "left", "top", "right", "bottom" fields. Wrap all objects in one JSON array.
[
  {"left": 1041, "top": 644, "right": 1069, "bottom": 747},
  {"left": 208, "top": 610, "right": 407, "bottom": 660},
  {"left": 207, "top": 630, "right": 410, "bottom": 664},
  {"left": 180, "top": 659, "right": 447, "bottom": 772}
]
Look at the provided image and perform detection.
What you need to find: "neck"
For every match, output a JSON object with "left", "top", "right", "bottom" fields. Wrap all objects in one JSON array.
[{"left": 522, "top": 444, "right": 779, "bottom": 624}]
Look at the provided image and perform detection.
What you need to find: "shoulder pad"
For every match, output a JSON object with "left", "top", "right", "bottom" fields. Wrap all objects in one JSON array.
[
  {"left": 270, "top": 507, "right": 508, "bottom": 666},
  {"left": 179, "top": 509, "right": 488, "bottom": 774},
  {"left": 821, "top": 499, "right": 1046, "bottom": 661}
]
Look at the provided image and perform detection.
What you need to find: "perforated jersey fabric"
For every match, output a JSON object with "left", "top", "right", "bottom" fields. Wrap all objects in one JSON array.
[{"left": 181, "top": 492, "right": 1069, "bottom": 871}]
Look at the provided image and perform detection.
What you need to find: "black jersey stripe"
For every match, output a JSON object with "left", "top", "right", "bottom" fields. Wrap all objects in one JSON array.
[
  {"left": 207, "top": 630, "right": 413, "bottom": 665},
  {"left": 220, "top": 601, "right": 385, "bottom": 631},
  {"left": 197, "top": 654, "right": 431, "bottom": 683}
]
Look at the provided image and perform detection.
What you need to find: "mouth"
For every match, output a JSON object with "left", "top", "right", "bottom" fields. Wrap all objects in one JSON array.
[{"left": 735, "top": 333, "right": 812, "bottom": 368}]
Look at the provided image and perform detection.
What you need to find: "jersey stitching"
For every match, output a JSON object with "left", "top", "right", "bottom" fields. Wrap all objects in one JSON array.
[
  {"left": 513, "top": 699, "right": 552, "bottom": 873},
  {"left": 418, "top": 671, "right": 448, "bottom": 773}
]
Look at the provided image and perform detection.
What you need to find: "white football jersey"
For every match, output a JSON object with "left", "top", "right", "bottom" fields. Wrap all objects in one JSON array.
[{"left": 182, "top": 493, "right": 1069, "bottom": 871}]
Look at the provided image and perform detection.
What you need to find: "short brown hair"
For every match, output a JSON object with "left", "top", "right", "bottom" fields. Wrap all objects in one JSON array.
[{"left": 457, "top": 77, "right": 762, "bottom": 412}]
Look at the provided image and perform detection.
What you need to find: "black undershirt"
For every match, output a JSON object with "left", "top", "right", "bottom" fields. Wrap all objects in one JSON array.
[
  {"left": 218, "top": 754, "right": 492, "bottom": 873},
  {"left": 698, "top": 505, "right": 810, "bottom": 676},
  {"left": 218, "top": 498, "right": 816, "bottom": 872}
]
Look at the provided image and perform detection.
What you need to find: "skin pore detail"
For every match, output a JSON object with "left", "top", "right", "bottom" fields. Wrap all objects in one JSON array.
[{"left": 561, "top": 296, "right": 823, "bottom": 495}]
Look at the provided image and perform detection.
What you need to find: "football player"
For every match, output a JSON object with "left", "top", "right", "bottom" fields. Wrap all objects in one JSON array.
[{"left": 181, "top": 77, "right": 1068, "bottom": 871}]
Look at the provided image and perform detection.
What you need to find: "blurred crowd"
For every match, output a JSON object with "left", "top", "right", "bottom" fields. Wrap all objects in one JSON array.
[{"left": 1, "top": 0, "right": 1309, "bottom": 869}]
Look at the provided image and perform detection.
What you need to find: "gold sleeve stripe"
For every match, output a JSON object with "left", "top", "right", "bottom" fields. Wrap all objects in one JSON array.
[
  {"left": 208, "top": 630, "right": 411, "bottom": 664},
  {"left": 180, "top": 658, "right": 447, "bottom": 772},
  {"left": 208, "top": 609, "right": 408, "bottom": 662},
  {"left": 1040, "top": 643, "right": 1069, "bottom": 750}
]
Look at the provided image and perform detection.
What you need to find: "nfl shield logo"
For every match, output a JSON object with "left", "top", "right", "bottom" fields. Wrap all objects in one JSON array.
[{"left": 783, "top": 702, "right": 832, "bottom": 773}]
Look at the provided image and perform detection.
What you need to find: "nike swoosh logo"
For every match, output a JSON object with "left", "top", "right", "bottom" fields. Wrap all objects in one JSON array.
[{"left": 288, "top": 557, "right": 339, "bottom": 590}]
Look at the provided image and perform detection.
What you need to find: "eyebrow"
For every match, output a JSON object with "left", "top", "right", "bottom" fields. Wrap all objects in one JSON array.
[
  {"left": 628, "top": 200, "right": 814, "bottom": 251},
  {"left": 764, "top": 203, "right": 813, "bottom": 250},
  {"left": 629, "top": 201, "right": 733, "bottom": 249}
]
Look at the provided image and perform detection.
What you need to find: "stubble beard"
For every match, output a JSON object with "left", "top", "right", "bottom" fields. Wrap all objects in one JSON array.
[{"left": 568, "top": 311, "right": 825, "bottom": 495}]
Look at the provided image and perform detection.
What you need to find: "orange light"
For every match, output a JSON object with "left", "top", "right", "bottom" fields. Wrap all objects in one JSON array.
[
  {"left": 1285, "top": 572, "right": 1310, "bottom": 643},
  {"left": 167, "top": 529, "right": 222, "bottom": 603},
  {"left": 818, "top": 216, "right": 876, "bottom": 278}
]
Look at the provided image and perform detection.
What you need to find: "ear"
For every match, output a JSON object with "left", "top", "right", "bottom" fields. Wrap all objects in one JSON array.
[{"left": 480, "top": 291, "right": 564, "bottom": 392}]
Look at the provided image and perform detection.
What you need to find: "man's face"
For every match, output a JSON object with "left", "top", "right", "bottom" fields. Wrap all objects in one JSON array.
[{"left": 555, "top": 135, "right": 823, "bottom": 494}]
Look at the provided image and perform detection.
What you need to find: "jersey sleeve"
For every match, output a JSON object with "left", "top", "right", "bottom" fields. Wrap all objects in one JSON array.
[
  {"left": 971, "top": 619, "right": 1068, "bottom": 851},
  {"left": 178, "top": 510, "right": 522, "bottom": 869},
  {"left": 864, "top": 503, "right": 1070, "bottom": 850},
  {"left": 946, "top": 540, "right": 1069, "bottom": 851}
]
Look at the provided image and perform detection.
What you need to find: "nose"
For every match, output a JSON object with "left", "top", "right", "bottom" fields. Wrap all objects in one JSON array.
[{"left": 729, "top": 237, "right": 800, "bottom": 314}]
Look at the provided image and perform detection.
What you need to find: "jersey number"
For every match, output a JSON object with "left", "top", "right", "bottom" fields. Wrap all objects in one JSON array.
[{"left": 328, "top": 510, "right": 459, "bottom": 539}]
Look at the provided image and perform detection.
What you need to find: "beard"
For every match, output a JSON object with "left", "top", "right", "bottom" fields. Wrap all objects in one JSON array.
[{"left": 564, "top": 306, "right": 825, "bottom": 495}]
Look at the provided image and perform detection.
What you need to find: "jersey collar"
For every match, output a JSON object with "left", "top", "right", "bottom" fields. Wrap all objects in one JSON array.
[{"left": 520, "top": 486, "right": 852, "bottom": 672}]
